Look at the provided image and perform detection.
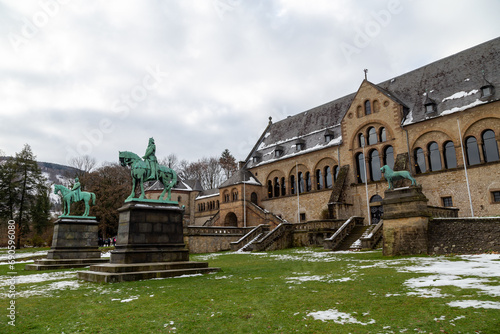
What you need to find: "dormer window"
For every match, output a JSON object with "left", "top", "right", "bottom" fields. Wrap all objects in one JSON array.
[
  {"left": 274, "top": 146, "right": 284, "bottom": 158},
  {"left": 295, "top": 139, "right": 305, "bottom": 151},
  {"left": 324, "top": 129, "right": 335, "bottom": 143},
  {"left": 425, "top": 102, "right": 436, "bottom": 113},
  {"left": 252, "top": 155, "right": 261, "bottom": 163},
  {"left": 481, "top": 84, "right": 494, "bottom": 98}
]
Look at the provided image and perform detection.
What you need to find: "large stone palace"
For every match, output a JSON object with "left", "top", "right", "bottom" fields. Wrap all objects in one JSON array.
[{"left": 147, "top": 37, "right": 500, "bottom": 241}]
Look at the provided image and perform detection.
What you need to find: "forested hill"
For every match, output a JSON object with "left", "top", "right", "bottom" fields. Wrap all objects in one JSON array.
[{"left": 0, "top": 157, "right": 81, "bottom": 185}]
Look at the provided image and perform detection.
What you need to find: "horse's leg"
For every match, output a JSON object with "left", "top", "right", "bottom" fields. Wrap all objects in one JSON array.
[
  {"left": 158, "top": 173, "right": 167, "bottom": 200},
  {"left": 139, "top": 173, "right": 145, "bottom": 199},
  {"left": 128, "top": 176, "right": 136, "bottom": 199},
  {"left": 83, "top": 197, "right": 89, "bottom": 216}
]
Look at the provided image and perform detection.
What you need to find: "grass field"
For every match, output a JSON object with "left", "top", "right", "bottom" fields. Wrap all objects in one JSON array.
[{"left": 1, "top": 247, "right": 499, "bottom": 333}]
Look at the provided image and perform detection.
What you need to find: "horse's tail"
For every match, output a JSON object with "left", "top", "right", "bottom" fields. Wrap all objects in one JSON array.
[
  {"left": 91, "top": 192, "right": 96, "bottom": 205},
  {"left": 170, "top": 169, "right": 177, "bottom": 189}
]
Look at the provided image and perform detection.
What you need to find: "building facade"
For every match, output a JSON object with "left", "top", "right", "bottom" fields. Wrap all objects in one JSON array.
[{"left": 154, "top": 38, "right": 500, "bottom": 229}]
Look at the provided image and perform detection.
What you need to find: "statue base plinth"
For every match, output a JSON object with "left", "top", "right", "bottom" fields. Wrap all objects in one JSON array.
[
  {"left": 25, "top": 217, "right": 108, "bottom": 271},
  {"left": 78, "top": 201, "right": 219, "bottom": 283},
  {"left": 382, "top": 186, "right": 430, "bottom": 256}
]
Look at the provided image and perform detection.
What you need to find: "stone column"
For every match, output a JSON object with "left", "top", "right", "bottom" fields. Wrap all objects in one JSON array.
[{"left": 382, "top": 186, "right": 430, "bottom": 256}]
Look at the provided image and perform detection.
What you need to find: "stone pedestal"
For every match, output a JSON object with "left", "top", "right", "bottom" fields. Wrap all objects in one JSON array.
[
  {"left": 382, "top": 186, "right": 430, "bottom": 256},
  {"left": 25, "top": 217, "right": 108, "bottom": 270},
  {"left": 78, "top": 201, "right": 219, "bottom": 283}
]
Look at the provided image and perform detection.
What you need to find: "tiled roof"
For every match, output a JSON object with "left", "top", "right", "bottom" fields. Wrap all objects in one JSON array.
[
  {"left": 246, "top": 37, "right": 500, "bottom": 168},
  {"left": 219, "top": 169, "right": 261, "bottom": 188}
]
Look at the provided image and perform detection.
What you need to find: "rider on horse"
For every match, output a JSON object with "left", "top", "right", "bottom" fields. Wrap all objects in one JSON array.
[
  {"left": 72, "top": 177, "right": 81, "bottom": 201},
  {"left": 143, "top": 137, "right": 159, "bottom": 181}
]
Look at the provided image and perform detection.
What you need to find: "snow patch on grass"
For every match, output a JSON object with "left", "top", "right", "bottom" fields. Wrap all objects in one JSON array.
[{"left": 308, "top": 308, "right": 375, "bottom": 325}]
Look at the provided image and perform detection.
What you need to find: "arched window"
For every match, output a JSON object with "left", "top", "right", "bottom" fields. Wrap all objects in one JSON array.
[
  {"left": 443, "top": 141, "right": 457, "bottom": 169},
  {"left": 358, "top": 133, "right": 365, "bottom": 148},
  {"left": 369, "top": 149, "right": 382, "bottom": 181},
  {"left": 298, "top": 172, "right": 304, "bottom": 193},
  {"left": 305, "top": 172, "right": 311, "bottom": 192},
  {"left": 333, "top": 165, "right": 339, "bottom": 182},
  {"left": 250, "top": 192, "right": 257, "bottom": 204},
  {"left": 466, "top": 136, "right": 481, "bottom": 166},
  {"left": 281, "top": 177, "right": 286, "bottom": 196},
  {"left": 383, "top": 146, "right": 394, "bottom": 169},
  {"left": 373, "top": 100, "right": 380, "bottom": 113},
  {"left": 177, "top": 196, "right": 182, "bottom": 203},
  {"left": 216, "top": 200, "right": 219, "bottom": 209},
  {"left": 370, "top": 194, "right": 383, "bottom": 203},
  {"left": 364, "top": 100, "right": 371, "bottom": 115},
  {"left": 267, "top": 180, "right": 273, "bottom": 198},
  {"left": 356, "top": 153, "right": 366, "bottom": 183},
  {"left": 316, "top": 169, "right": 323, "bottom": 190},
  {"left": 414, "top": 147, "right": 426, "bottom": 173},
  {"left": 273, "top": 177, "right": 280, "bottom": 197},
  {"left": 380, "top": 127, "right": 387, "bottom": 142},
  {"left": 367, "top": 127, "right": 377, "bottom": 145},
  {"left": 482, "top": 130, "right": 499, "bottom": 162},
  {"left": 324, "top": 166, "right": 333, "bottom": 188},
  {"left": 290, "top": 175, "right": 296, "bottom": 195},
  {"left": 428, "top": 142, "right": 442, "bottom": 171},
  {"left": 232, "top": 190, "right": 238, "bottom": 201}
]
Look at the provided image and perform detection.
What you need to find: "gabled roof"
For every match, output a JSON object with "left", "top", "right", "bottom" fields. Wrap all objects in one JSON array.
[
  {"left": 219, "top": 169, "right": 261, "bottom": 188},
  {"left": 245, "top": 37, "right": 500, "bottom": 167}
]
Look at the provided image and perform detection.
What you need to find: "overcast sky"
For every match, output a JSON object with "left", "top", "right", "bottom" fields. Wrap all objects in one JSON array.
[{"left": 1, "top": 0, "right": 499, "bottom": 167}]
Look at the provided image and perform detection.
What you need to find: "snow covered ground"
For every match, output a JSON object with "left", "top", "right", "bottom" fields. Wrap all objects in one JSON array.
[{"left": 1, "top": 248, "right": 499, "bottom": 331}]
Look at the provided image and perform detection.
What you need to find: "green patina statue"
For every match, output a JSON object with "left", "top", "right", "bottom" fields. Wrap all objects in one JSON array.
[
  {"left": 380, "top": 165, "right": 418, "bottom": 190},
  {"left": 54, "top": 178, "right": 96, "bottom": 217},
  {"left": 119, "top": 137, "right": 178, "bottom": 202}
]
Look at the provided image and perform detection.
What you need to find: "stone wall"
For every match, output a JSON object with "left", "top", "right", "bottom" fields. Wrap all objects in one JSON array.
[
  {"left": 186, "top": 226, "right": 251, "bottom": 254},
  {"left": 428, "top": 217, "right": 500, "bottom": 254}
]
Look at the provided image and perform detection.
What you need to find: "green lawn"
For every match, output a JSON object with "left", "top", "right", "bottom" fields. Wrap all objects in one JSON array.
[{"left": 1, "top": 247, "right": 499, "bottom": 333}]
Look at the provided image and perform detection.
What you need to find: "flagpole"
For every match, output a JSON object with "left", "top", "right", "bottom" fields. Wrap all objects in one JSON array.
[
  {"left": 457, "top": 119, "right": 474, "bottom": 217},
  {"left": 243, "top": 178, "right": 247, "bottom": 227},
  {"left": 296, "top": 162, "right": 300, "bottom": 223},
  {"left": 362, "top": 144, "right": 372, "bottom": 225}
]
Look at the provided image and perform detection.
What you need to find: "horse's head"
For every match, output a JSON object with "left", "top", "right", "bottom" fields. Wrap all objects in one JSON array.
[
  {"left": 119, "top": 151, "right": 141, "bottom": 166},
  {"left": 380, "top": 165, "right": 387, "bottom": 173},
  {"left": 54, "top": 184, "right": 68, "bottom": 196}
]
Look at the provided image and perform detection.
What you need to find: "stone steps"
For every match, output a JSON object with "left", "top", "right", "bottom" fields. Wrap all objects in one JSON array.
[
  {"left": 336, "top": 225, "right": 371, "bottom": 251},
  {"left": 78, "top": 263, "right": 219, "bottom": 283},
  {"left": 25, "top": 258, "right": 109, "bottom": 271}
]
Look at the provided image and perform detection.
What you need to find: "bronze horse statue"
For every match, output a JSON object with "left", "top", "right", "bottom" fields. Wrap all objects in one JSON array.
[
  {"left": 119, "top": 151, "right": 177, "bottom": 201},
  {"left": 54, "top": 184, "right": 96, "bottom": 216}
]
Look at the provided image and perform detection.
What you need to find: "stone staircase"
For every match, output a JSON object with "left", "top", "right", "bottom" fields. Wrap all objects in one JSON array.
[{"left": 335, "top": 225, "right": 371, "bottom": 251}]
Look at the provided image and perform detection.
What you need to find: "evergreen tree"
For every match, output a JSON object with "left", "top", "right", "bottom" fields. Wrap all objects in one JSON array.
[
  {"left": 0, "top": 158, "right": 19, "bottom": 222},
  {"left": 14, "top": 144, "right": 46, "bottom": 248},
  {"left": 31, "top": 182, "right": 51, "bottom": 235},
  {"left": 219, "top": 149, "right": 237, "bottom": 179}
]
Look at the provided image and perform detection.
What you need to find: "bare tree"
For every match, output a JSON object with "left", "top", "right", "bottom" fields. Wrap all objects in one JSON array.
[
  {"left": 178, "top": 157, "right": 224, "bottom": 190},
  {"left": 69, "top": 155, "right": 97, "bottom": 176},
  {"left": 159, "top": 153, "right": 179, "bottom": 170}
]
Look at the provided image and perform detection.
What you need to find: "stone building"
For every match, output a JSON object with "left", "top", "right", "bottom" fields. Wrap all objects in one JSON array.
[{"left": 152, "top": 37, "right": 500, "bottom": 230}]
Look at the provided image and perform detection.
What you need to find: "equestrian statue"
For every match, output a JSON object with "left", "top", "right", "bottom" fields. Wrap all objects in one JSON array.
[
  {"left": 380, "top": 165, "right": 418, "bottom": 190},
  {"left": 119, "top": 137, "right": 178, "bottom": 202},
  {"left": 54, "top": 177, "right": 96, "bottom": 217}
]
